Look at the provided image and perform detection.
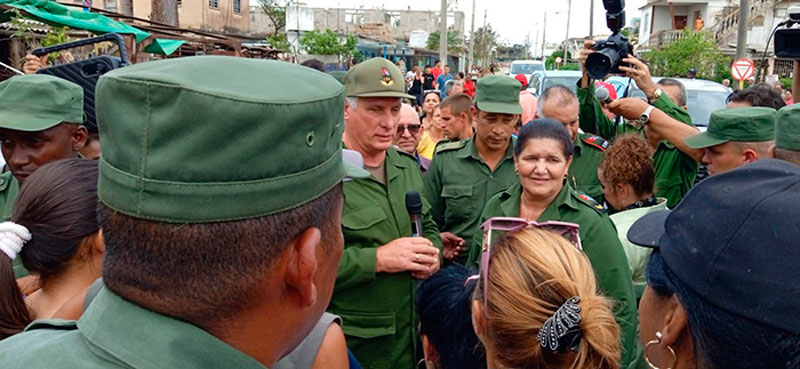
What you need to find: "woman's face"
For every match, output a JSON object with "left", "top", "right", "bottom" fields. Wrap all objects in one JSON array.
[
  {"left": 423, "top": 93, "right": 441, "bottom": 114},
  {"left": 430, "top": 107, "right": 443, "bottom": 134},
  {"left": 514, "top": 138, "right": 571, "bottom": 200}
]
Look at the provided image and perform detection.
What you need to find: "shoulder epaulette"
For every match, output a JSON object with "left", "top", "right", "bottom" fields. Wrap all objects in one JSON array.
[
  {"left": 394, "top": 147, "right": 418, "bottom": 161},
  {"left": 574, "top": 191, "right": 607, "bottom": 214},
  {"left": 434, "top": 139, "right": 467, "bottom": 154},
  {"left": 582, "top": 135, "right": 609, "bottom": 151}
]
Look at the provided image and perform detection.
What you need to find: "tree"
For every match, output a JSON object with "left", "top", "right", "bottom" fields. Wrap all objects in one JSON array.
[
  {"left": 546, "top": 49, "right": 577, "bottom": 70},
  {"left": 258, "top": 0, "right": 287, "bottom": 34},
  {"left": 151, "top": 0, "right": 178, "bottom": 26},
  {"left": 643, "top": 30, "right": 730, "bottom": 81},
  {"left": 300, "top": 29, "right": 359, "bottom": 59},
  {"left": 426, "top": 30, "right": 464, "bottom": 54},
  {"left": 471, "top": 26, "right": 499, "bottom": 67}
]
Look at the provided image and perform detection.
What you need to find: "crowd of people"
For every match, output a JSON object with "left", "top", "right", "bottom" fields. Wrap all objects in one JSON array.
[{"left": 0, "top": 44, "right": 798, "bottom": 369}]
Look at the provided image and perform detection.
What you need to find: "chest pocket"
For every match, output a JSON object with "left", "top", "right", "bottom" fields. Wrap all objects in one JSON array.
[
  {"left": 441, "top": 184, "right": 475, "bottom": 221},
  {"left": 342, "top": 207, "right": 388, "bottom": 235}
]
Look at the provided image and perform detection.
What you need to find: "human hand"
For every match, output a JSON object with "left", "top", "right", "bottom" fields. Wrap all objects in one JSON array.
[
  {"left": 22, "top": 54, "right": 46, "bottom": 75},
  {"left": 579, "top": 40, "right": 596, "bottom": 88},
  {"left": 619, "top": 55, "right": 658, "bottom": 101},
  {"left": 606, "top": 98, "right": 651, "bottom": 125},
  {"left": 16, "top": 275, "right": 40, "bottom": 295},
  {"left": 376, "top": 237, "right": 440, "bottom": 276},
  {"left": 440, "top": 232, "right": 465, "bottom": 260}
]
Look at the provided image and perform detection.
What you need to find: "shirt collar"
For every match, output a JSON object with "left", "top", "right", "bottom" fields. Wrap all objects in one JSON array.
[
  {"left": 457, "top": 136, "right": 516, "bottom": 162},
  {"left": 79, "top": 287, "right": 267, "bottom": 369}
]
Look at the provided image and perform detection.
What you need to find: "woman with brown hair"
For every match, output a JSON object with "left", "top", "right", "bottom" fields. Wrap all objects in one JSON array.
[
  {"left": 0, "top": 159, "right": 101, "bottom": 339},
  {"left": 471, "top": 225, "right": 620, "bottom": 369},
  {"left": 417, "top": 91, "right": 444, "bottom": 160}
]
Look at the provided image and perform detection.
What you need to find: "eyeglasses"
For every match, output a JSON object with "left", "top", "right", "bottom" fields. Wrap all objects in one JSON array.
[
  {"left": 396, "top": 124, "right": 422, "bottom": 135},
  {"left": 477, "top": 217, "right": 582, "bottom": 305}
]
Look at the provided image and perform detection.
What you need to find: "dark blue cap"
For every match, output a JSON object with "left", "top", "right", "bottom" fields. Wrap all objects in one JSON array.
[{"left": 628, "top": 159, "right": 800, "bottom": 335}]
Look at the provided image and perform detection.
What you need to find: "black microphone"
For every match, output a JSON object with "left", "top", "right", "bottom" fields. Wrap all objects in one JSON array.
[{"left": 405, "top": 191, "right": 423, "bottom": 237}]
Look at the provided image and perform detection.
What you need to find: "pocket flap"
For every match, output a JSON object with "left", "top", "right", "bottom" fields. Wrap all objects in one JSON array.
[
  {"left": 339, "top": 311, "right": 396, "bottom": 339},
  {"left": 342, "top": 207, "right": 387, "bottom": 230},
  {"left": 441, "top": 185, "right": 472, "bottom": 198}
]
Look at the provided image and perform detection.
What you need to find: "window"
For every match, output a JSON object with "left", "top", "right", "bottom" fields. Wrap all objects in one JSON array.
[
  {"left": 209, "top": 0, "right": 218, "bottom": 9},
  {"left": 104, "top": 0, "right": 117, "bottom": 11},
  {"left": 233, "top": 0, "right": 241, "bottom": 14}
]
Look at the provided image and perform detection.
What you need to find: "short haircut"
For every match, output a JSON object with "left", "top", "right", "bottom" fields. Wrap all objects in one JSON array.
[
  {"left": 101, "top": 184, "right": 343, "bottom": 330},
  {"left": 775, "top": 148, "right": 800, "bottom": 166},
  {"left": 727, "top": 84, "right": 786, "bottom": 110},
  {"left": 730, "top": 140, "right": 774, "bottom": 155},
  {"left": 657, "top": 78, "right": 688, "bottom": 107},
  {"left": 599, "top": 134, "right": 655, "bottom": 196},
  {"left": 458, "top": 71, "right": 465, "bottom": 79},
  {"left": 537, "top": 85, "right": 578, "bottom": 116},
  {"left": 300, "top": 59, "right": 325, "bottom": 72},
  {"left": 515, "top": 118, "right": 574, "bottom": 159},
  {"left": 417, "top": 266, "right": 486, "bottom": 369},
  {"left": 440, "top": 93, "right": 473, "bottom": 117}
]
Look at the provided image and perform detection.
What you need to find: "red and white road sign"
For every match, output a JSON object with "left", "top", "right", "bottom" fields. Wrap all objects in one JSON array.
[{"left": 731, "top": 58, "right": 755, "bottom": 81}]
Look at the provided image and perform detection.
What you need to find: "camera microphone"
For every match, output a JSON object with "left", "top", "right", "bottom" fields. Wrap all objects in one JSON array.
[
  {"left": 596, "top": 86, "right": 613, "bottom": 104},
  {"left": 405, "top": 191, "right": 423, "bottom": 237}
]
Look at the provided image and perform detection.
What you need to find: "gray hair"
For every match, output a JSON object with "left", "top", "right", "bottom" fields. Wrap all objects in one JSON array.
[
  {"left": 537, "top": 85, "right": 578, "bottom": 117},
  {"left": 657, "top": 78, "right": 688, "bottom": 107},
  {"left": 445, "top": 79, "right": 463, "bottom": 95},
  {"left": 345, "top": 97, "right": 359, "bottom": 109}
]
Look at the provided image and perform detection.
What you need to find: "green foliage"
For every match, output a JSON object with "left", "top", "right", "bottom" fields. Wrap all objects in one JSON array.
[
  {"left": 545, "top": 49, "right": 572, "bottom": 70},
  {"left": 258, "top": 0, "right": 287, "bottom": 33},
  {"left": 426, "top": 30, "right": 464, "bottom": 54},
  {"left": 643, "top": 30, "right": 729, "bottom": 81},
  {"left": 300, "top": 29, "right": 358, "bottom": 58},
  {"left": 266, "top": 32, "right": 289, "bottom": 51},
  {"left": 11, "top": 12, "right": 71, "bottom": 64},
  {"left": 780, "top": 77, "right": 793, "bottom": 90},
  {"left": 471, "top": 26, "right": 499, "bottom": 66},
  {"left": 41, "top": 26, "right": 71, "bottom": 64}
]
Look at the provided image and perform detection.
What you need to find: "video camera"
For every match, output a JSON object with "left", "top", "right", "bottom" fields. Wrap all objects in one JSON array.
[
  {"left": 586, "top": 0, "right": 634, "bottom": 79},
  {"left": 774, "top": 7, "right": 800, "bottom": 59}
]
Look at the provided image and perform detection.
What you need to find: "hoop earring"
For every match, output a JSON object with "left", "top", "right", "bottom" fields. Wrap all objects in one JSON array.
[{"left": 644, "top": 331, "right": 677, "bottom": 369}]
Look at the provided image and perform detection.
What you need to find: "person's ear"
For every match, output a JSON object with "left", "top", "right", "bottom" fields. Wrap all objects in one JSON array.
[
  {"left": 93, "top": 229, "right": 105, "bottom": 255},
  {"left": 614, "top": 182, "right": 627, "bottom": 197},
  {"left": 422, "top": 334, "right": 439, "bottom": 365},
  {"left": 471, "top": 299, "right": 486, "bottom": 340},
  {"left": 564, "top": 155, "right": 574, "bottom": 172},
  {"left": 742, "top": 148, "right": 759, "bottom": 163},
  {"left": 769, "top": 144, "right": 776, "bottom": 159},
  {"left": 470, "top": 106, "right": 478, "bottom": 121},
  {"left": 72, "top": 125, "right": 89, "bottom": 152},
  {"left": 659, "top": 295, "right": 689, "bottom": 348},
  {"left": 344, "top": 100, "right": 352, "bottom": 121},
  {"left": 284, "top": 227, "right": 322, "bottom": 307}
]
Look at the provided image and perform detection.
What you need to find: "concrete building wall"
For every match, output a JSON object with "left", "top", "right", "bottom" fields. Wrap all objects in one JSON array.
[{"left": 131, "top": 0, "right": 250, "bottom": 35}]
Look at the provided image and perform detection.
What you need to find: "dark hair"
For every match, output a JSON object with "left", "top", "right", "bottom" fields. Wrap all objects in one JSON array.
[
  {"left": 458, "top": 71, "right": 465, "bottom": 79},
  {"left": 599, "top": 134, "right": 655, "bottom": 197},
  {"left": 417, "top": 265, "right": 486, "bottom": 369},
  {"left": 775, "top": 147, "right": 800, "bottom": 166},
  {"left": 101, "top": 184, "right": 343, "bottom": 331},
  {"left": 727, "top": 84, "right": 786, "bottom": 110},
  {"left": 656, "top": 78, "right": 688, "bottom": 107},
  {"left": 646, "top": 252, "right": 800, "bottom": 368},
  {"left": 300, "top": 58, "right": 325, "bottom": 72},
  {"left": 0, "top": 158, "right": 99, "bottom": 339},
  {"left": 515, "top": 118, "right": 574, "bottom": 159}
]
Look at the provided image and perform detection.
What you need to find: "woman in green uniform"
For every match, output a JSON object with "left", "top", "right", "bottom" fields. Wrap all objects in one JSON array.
[{"left": 467, "top": 119, "right": 641, "bottom": 369}]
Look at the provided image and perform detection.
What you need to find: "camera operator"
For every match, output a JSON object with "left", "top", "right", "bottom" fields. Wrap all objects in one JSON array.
[{"left": 577, "top": 41, "right": 698, "bottom": 208}]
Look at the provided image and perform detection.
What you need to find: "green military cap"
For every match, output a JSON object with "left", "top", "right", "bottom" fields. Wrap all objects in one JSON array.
[
  {"left": 96, "top": 56, "right": 367, "bottom": 223},
  {"left": 0, "top": 74, "right": 84, "bottom": 131},
  {"left": 685, "top": 107, "right": 776, "bottom": 149},
  {"left": 343, "top": 57, "right": 414, "bottom": 99},
  {"left": 328, "top": 70, "right": 347, "bottom": 84},
  {"left": 474, "top": 75, "right": 523, "bottom": 115},
  {"left": 776, "top": 104, "right": 800, "bottom": 151}
]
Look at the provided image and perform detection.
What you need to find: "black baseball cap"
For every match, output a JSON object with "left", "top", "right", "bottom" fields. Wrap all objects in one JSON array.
[{"left": 628, "top": 159, "right": 800, "bottom": 335}]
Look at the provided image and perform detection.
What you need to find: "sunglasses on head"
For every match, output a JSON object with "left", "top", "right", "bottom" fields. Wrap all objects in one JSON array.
[
  {"left": 477, "top": 217, "right": 582, "bottom": 305},
  {"left": 397, "top": 124, "right": 422, "bottom": 135}
]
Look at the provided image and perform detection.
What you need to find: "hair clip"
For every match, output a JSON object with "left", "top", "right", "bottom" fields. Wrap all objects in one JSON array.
[
  {"left": 464, "top": 274, "right": 479, "bottom": 287},
  {"left": 537, "top": 296, "right": 582, "bottom": 353}
]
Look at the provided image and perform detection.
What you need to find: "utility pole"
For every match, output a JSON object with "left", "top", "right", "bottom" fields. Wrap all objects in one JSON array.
[
  {"left": 468, "top": 0, "right": 476, "bottom": 70},
  {"left": 439, "top": 0, "right": 447, "bottom": 68},
  {"left": 482, "top": 9, "right": 487, "bottom": 67},
  {"left": 589, "top": 0, "right": 594, "bottom": 38},
  {"left": 541, "top": 12, "right": 547, "bottom": 61},
  {"left": 151, "top": 0, "right": 178, "bottom": 26},
  {"left": 736, "top": 0, "right": 749, "bottom": 61},
  {"left": 563, "top": 0, "right": 572, "bottom": 62},
  {"left": 533, "top": 27, "right": 539, "bottom": 58}
]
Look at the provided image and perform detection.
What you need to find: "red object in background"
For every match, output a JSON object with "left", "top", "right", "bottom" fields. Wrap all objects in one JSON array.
[
  {"left": 464, "top": 79, "right": 475, "bottom": 97},
  {"left": 594, "top": 80, "right": 618, "bottom": 100},
  {"left": 514, "top": 74, "right": 528, "bottom": 89}
]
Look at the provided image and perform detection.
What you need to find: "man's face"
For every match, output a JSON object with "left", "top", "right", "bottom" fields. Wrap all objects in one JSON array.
[
  {"left": 474, "top": 110, "right": 517, "bottom": 151},
  {"left": 702, "top": 142, "right": 747, "bottom": 176},
  {"left": 540, "top": 100, "right": 580, "bottom": 142},
  {"left": 439, "top": 106, "right": 470, "bottom": 140},
  {"left": 444, "top": 66, "right": 450, "bottom": 74},
  {"left": 0, "top": 124, "right": 84, "bottom": 183},
  {"left": 452, "top": 81, "right": 464, "bottom": 95},
  {"left": 660, "top": 84, "right": 684, "bottom": 107},
  {"left": 393, "top": 105, "right": 423, "bottom": 154},
  {"left": 345, "top": 97, "right": 402, "bottom": 156}
]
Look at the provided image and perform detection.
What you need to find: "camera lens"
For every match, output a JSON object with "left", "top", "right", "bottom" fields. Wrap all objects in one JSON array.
[{"left": 586, "top": 48, "right": 621, "bottom": 79}]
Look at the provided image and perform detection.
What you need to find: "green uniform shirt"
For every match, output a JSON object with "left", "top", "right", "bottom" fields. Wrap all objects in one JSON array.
[
  {"left": 467, "top": 183, "right": 639, "bottom": 369},
  {"left": 0, "top": 172, "right": 25, "bottom": 278},
  {"left": 569, "top": 133, "right": 607, "bottom": 204},
  {"left": 0, "top": 286, "right": 267, "bottom": 368},
  {"left": 578, "top": 86, "right": 697, "bottom": 208},
  {"left": 423, "top": 136, "right": 518, "bottom": 264},
  {"left": 331, "top": 147, "right": 442, "bottom": 369}
]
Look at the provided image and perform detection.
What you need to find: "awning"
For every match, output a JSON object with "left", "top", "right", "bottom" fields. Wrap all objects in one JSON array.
[
  {"left": 0, "top": 0, "right": 149, "bottom": 41},
  {"left": 143, "top": 38, "right": 186, "bottom": 55}
]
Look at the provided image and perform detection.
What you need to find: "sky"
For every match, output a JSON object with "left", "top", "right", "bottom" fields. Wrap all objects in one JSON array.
[{"left": 300, "top": 0, "right": 647, "bottom": 46}]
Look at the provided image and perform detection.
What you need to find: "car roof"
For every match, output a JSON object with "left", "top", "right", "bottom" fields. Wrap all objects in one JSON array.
[
  {"left": 511, "top": 60, "right": 543, "bottom": 64},
  {"left": 605, "top": 76, "right": 729, "bottom": 92},
  {"left": 533, "top": 70, "right": 583, "bottom": 77}
]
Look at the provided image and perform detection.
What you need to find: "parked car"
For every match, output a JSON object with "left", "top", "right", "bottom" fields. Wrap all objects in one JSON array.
[
  {"left": 604, "top": 76, "right": 730, "bottom": 129},
  {"left": 508, "top": 60, "right": 545, "bottom": 80},
  {"left": 527, "top": 71, "right": 583, "bottom": 97}
]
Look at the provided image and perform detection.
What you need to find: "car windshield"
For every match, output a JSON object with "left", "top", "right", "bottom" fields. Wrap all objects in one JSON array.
[
  {"left": 511, "top": 63, "right": 544, "bottom": 75},
  {"left": 544, "top": 76, "right": 581, "bottom": 94}
]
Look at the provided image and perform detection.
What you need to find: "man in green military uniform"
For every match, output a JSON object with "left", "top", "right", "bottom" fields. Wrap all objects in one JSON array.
[
  {"left": 424, "top": 75, "right": 521, "bottom": 264},
  {"left": 0, "top": 74, "right": 89, "bottom": 280},
  {"left": 333, "top": 57, "right": 443, "bottom": 369},
  {"left": 577, "top": 42, "right": 697, "bottom": 208},
  {"left": 0, "top": 56, "right": 368, "bottom": 368},
  {"left": 535, "top": 85, "right": 607, "bottom": 203},
  {"left": 771, "top": 104, "right": 800, "bottom": 166}
]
